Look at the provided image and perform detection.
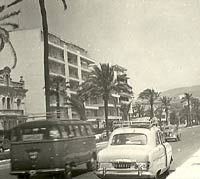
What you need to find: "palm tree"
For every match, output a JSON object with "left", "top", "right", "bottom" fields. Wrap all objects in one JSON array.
[
  {"left": 120, "top": 102, "right": 132, "bottom": 121},
  {"left": 0, "top": 0, "right": 22, "bottom": 69},
  {"left": 65, "top": 95, "right": 87, "bottom": 121},
  {"left": 138, "top": 89, "right": 160, "bottom": 119},
  {"left": 182, "top": 93, "right": 192, "bottom": 126},
  {"left": 78, "top": 63, "right": 133, "bottom": 139},
  {"left": 191, "top": 97, "right": 200, "bottom": 125},
  {"left": 134, "top": 102, "right": 145, "bottom": 118},
  {"left": 38, "top": 0, "right": 67, "bottom": 115},
  {"left": 160, "top": 96, "right": 172, "bottom": 125}
]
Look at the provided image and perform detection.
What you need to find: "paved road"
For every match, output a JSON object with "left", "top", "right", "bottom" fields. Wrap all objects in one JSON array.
[{"left": 0, "top": 126, "right": 200, "bottom": 179}]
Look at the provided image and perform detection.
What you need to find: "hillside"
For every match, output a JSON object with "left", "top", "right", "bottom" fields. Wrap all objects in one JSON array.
[{"left": 161, "top": 85, "right": 200, "bottom": 98}]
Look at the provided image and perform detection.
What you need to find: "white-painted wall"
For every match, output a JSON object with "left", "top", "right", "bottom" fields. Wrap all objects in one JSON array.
[{"left": 9, "top": 29, "right": 45, "bottom": 115}]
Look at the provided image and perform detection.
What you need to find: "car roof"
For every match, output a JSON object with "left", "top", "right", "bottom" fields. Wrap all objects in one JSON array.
[{"left": 111, "top": 126, "right": 159, "bottom": 135}]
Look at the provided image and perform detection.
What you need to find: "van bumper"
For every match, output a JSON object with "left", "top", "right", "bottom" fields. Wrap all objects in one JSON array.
[
  {"left": 96, "top": 169, "right": 155, "bottom": 179},
  {"left": 10, "top": 168, "right": 65, "bottom": 176}
]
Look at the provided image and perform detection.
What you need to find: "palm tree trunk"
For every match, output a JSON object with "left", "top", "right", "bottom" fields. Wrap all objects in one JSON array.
[
  {"left": 150, "top": 97, "right": 154, "bottom": 119},
  {"left": 39, "top": 0, "right": 51, "bottom": 116},
  {"left": 187, "top": 99, "right": 190, "bottom": 126},
  {"left": 104, "top": 98, "right": 109, "bottom": 140}
]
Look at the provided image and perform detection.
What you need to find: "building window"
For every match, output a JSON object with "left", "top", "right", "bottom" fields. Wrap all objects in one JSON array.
[
  {"left": 49, "top": 61, "right": 65, "bottom": 76},
  {"left": 81, "top": 71, "right": 89, "bottom": 81},
  {"left": 7, "top": 98, "right": 11, "bottom": 110},
  {"left": 69, "top": 66, "right": 78, "bottom": 79},
  {"left": 69, "top": 80, "right": 79, "bottom": 91},
  {"left": 17, "top": 99, "right": 21, "bottom": 110},
  {"left": 49, "top": 44, "right": 64, "bottom": 61},
  {"left": 67, "top": 52, "right": 78, "bottom": 65},
  {"left": 2, "top": 97, "right": 5, "bottom": 109}
]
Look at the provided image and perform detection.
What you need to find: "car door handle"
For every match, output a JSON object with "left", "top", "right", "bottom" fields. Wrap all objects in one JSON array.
[{"left": 83, "top": 142, "right": 86, "bottom": 145}]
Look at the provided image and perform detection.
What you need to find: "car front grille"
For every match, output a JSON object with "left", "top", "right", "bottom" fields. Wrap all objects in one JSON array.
[{"left": 112, "top": 162, "right": 131, "bottom": 169}]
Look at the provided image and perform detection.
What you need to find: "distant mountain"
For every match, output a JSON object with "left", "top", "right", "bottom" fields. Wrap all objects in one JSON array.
[{"left": 161, "top": 85, "right": 200, "bottom": 98}]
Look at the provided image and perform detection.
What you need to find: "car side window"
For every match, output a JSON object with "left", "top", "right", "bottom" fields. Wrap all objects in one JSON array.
[
  {"left": 74, "top": 125, "right": 81, "bottom": 137},
  {"left": 159, "top": 132, "right": 165, "bottom": 144},
  {"left": 66, "top": 125, "right": 75, "bottom": 138},
  {"left": 49, "top": 127, "right": 61, "bottom": 139},
  {"left": 80, "top": 125, "right": 87, "bottom": 136},
  {"left": 85, "top": 125, "right": 93, "bottom": 135},
  {"left": 59, "top": 126, "right": 68, "bottom": 139},
  {"left": 156, "top": 132, "right": 160, "bottom": 145}
]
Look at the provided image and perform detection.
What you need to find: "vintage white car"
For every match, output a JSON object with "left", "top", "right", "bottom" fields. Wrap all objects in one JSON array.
[{"left": 96, "top": 124, "right": 173, "bottom": 179}]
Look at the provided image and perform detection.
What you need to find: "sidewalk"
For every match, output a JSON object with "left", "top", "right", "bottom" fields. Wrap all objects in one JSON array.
[{"left": 167, "top": 125, "right": 200, "bottom": 179}]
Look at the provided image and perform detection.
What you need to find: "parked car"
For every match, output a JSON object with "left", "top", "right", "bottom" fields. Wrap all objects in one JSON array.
[
  {"left": 0, "top": 138, "right": 10, "bottom": 152},
  {"left": 9, "top": 120, "right": 97, "bottom": 179},
  {"left": 96, "top": 122, "right": 173, "bottom": 179},
  {"left": 163, "top": 125, "right": 181, "bottom": 142}
]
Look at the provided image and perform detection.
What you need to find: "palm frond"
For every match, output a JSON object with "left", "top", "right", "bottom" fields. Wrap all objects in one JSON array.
[
  {"left": 61, "top": 0, "right": 67, "bottom": 10},
  {"left": 0, "top": 27, "right": 9, "bottom": 52},
  {"left": 0, "top": 10, "right": 20, "bottom": 22},
  {"left": 7, "top": 40, "right": 17, "bottom": 69},
  {"left": 1, "top": 22, "right": 19, "bottom": 29},
  {"left": 7, "top": 0, "right": 23, "bottom": 8},
  {"left": 0, "top": 6, "right": 5, "bottom": 13}
]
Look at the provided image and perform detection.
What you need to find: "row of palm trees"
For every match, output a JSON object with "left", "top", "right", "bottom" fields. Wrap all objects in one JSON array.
[{"left": 134, "top": 89, "right": 200, "bottom": 127}]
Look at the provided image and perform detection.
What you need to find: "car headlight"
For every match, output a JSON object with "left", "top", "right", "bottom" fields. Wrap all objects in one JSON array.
[{"left": 98, "top": 162, "right": 112, "bottom": 169}]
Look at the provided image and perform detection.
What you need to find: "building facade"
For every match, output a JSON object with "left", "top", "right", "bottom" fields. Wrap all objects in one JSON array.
[
  {"left": 9, "top": 29, "right": 95, "bottom": 120},
  {"left": 8, "top": 29, "right": 133, "bottom": 125},
  {"left": 0, "top": 66, "right": 27, "bottom": 133}
]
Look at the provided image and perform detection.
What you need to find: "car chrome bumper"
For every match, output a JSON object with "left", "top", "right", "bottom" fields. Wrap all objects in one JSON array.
[
  {"left": 96, "top": 168, "right": 154, "bottom": 179},
  {"left": 10, "top": 168, "right": 65, "bottom": 176}
]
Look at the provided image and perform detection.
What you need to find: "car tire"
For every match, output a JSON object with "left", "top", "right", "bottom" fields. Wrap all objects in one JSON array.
[
  {"left": 63, "top": 164, "right": 72, "bottom": 179},
  {"left": 87, "top": 155, "right": 97, "bottom": 171},
  {"left": 17, "top": 175, "right": 29, "bottom": 179}
]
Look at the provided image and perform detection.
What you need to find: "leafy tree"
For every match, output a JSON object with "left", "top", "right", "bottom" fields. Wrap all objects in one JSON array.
[
  {"left": 0, "top": 0, "right": 23, "bottom": 69},
  {"left": 78, "top": 63, "right": 133, "bottom": 139},
  {"left": 170, "top": 111, "right": 179, "bottom": 126},
  {"left": 138, "top": 89, "right": 160, "bottom": 119},
  {"left": 182, "top": 93, "right": 192, "bottom": 126},
  {"left": 160, "top": 96, "right": 172, "bottom": 125}
]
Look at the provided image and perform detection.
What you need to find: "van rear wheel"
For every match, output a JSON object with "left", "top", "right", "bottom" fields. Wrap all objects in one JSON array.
[{"left": 64, "top": 164, "right": 72, "bottom": 179}]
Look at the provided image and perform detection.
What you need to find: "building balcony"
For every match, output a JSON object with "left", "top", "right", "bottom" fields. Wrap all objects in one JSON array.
[{"left": 0, "top": 109, "right": 24, "bottom": 116}]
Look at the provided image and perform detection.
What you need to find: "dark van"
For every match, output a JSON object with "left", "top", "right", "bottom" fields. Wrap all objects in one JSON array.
[{"left": 9, "top": 120, "right": 97, "bottom": 179}]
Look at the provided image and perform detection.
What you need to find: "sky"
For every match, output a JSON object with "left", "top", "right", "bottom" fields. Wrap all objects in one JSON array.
[{"left": 2, "top": 0, "right": 200, "bottom": 96}]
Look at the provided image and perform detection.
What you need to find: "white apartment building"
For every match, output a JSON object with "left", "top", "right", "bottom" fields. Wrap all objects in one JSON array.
[
  {"left": 6, "top": 28, "right": 94, "bottom": 120},
  {"left": 6, "top": 28, "right": 133, "bottom": 125}
]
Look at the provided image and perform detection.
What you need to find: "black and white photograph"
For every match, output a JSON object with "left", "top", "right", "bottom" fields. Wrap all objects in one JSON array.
[{"left": 0, "top": 0, "right": 200, "bottom": 178}]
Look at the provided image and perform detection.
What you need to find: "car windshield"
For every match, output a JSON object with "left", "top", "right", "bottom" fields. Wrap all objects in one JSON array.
[{"left": 111, "top": 133, "right": 147, "bottom": 145}]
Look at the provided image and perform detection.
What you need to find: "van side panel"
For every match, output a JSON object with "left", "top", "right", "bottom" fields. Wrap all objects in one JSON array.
[{"left": 11, "top": 141, "right": 58, "bottom": 171}]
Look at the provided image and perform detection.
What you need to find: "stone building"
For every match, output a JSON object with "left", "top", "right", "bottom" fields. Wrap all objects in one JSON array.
[{"left": 0, "top": 66, "right": 28, "bottom": 135}]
